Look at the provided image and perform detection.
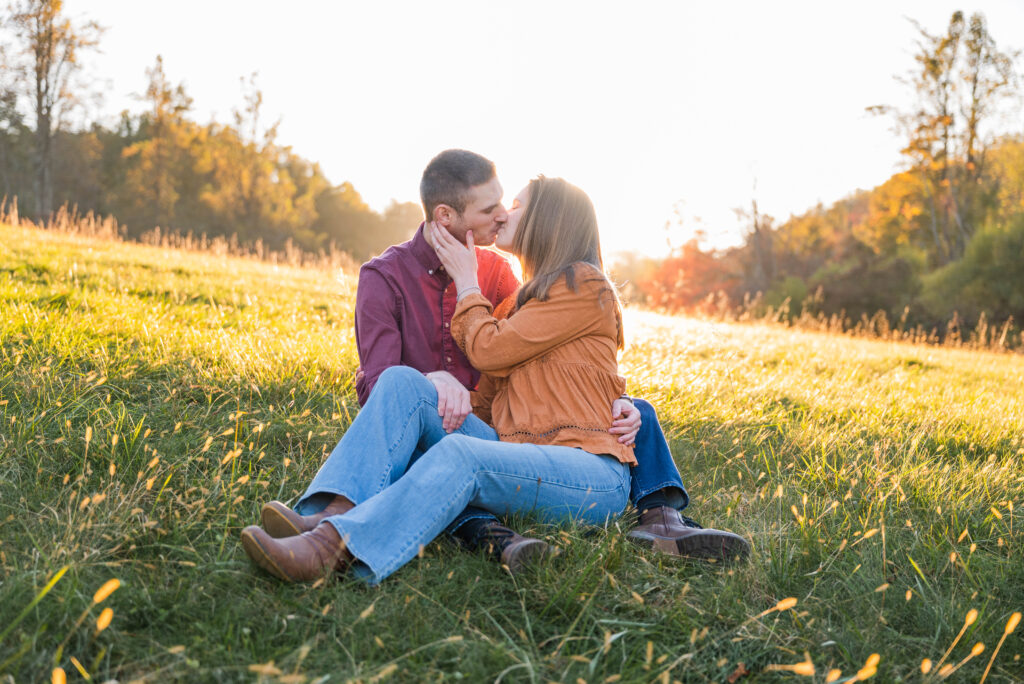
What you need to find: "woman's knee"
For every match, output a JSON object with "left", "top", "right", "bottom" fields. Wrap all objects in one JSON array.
[{"left": 422, "top": 433, "right": 480, "bottom": 471}]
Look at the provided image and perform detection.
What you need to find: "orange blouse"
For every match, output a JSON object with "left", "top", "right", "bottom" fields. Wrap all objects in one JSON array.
[{"left": 451, "top": 263, "right": 635, "bottom": 465}]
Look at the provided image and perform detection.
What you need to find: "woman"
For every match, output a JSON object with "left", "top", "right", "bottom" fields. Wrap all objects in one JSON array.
[{"left": 241, "top": 176, "right": 635, "bottom": 584}]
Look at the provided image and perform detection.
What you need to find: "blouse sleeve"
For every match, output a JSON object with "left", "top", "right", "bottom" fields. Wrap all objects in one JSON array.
[{"left": 451, "top": 274, "right": 613, "bottom": 378}]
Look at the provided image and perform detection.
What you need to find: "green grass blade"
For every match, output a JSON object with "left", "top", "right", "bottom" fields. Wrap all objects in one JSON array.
[{"left": 0, "top": 565, "right": 70, "bottom": 646}]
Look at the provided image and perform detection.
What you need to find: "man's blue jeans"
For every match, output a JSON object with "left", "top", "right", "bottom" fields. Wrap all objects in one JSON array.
[
  {"left": 296, "top": 366, "right": 629, "bottom": 583},
  {"left": 630, "top": 399, "right": 689, "bottom": 510}
]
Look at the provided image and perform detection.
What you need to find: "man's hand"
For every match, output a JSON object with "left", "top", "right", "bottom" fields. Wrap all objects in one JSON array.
[
  {"left": 425, "top": 370, "right": 472, "bottom": 433},
  {"left": 609, "top": 398, "right": 641, "bottom": 446}
]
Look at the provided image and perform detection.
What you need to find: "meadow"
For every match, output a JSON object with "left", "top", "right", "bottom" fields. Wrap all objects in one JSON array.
[{"left": 0, "top": 222, "right": 1021, "bottom": 683}]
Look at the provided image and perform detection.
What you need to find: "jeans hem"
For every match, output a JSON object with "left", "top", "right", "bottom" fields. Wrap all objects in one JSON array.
[
  {"left": 631, "top": 482, "right": 689, "bottom": 511},
  {"left": 325, "top": 517, "right": 383, "bottom": 586},
  {"left": 445, "top": 511, "right": 497, "bottom": 534},
  {"left": 331, "top": 475, "right": 478, "bottom": 584},
  {"left": 295, "top": 487, "right": 360, "bottom": 515}
]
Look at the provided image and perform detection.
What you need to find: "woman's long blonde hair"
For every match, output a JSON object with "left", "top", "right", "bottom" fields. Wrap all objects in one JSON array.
[{"left": 512, "top": 176, "right": 623, "bottom": 348}]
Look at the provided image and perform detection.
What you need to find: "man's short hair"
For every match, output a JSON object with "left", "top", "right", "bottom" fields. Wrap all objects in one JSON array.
[{"left": 420, "top": 149, "right": 497, "bottom": 219}]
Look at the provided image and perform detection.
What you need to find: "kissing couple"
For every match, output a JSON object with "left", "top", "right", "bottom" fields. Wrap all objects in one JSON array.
[{"left": 240, "top": 149, "right": 750, "bottom": 584}]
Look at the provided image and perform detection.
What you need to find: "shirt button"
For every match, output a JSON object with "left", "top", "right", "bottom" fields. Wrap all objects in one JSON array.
[
  {"left": 446, "top": 356, "right": 452, "bottom": 363},
  {"left": 444, "top": 322, "right": 449, "bottom": 328},
  {"left": 428, "top": 269, "right": 433, "bottom": 274}
]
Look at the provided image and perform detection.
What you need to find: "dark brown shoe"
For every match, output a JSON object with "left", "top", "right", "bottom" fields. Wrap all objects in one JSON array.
[
  {"left": 501, "top": 534, "right": 556, "bottom": 574},
  {"left": 240, "top": 522, "right": 352, "bottom": 582},
  {"left": 261, "top": 496, "right": 354, "bottom": 538},
  {"left": 472, "top": 521, "right": 555, "bottom": 574},
  {"left": 627, "top": 506, "right": 750, "bottom": 561}
]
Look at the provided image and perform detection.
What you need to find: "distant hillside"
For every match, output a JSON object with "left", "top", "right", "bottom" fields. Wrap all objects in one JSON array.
[{"left": 627, "top": 136, "right": 1024, "bottom": 339}]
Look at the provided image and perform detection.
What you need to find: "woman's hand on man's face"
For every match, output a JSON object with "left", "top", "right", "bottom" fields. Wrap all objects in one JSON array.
[{"left": 431, "top": 221, "right": 479, "bottom": 293}]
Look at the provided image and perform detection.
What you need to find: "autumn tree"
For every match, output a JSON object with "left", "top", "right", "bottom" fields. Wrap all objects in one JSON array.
[
  {"left": 988, "top": 135, "right": 1024, "bottom": 221},
  {"left": 869, "top": 11, "right": 1019, "bottom": 264},
  {"left": 7, "top": 0, "right": 102, "bottom": 218},
  {"left": 636, "top": 240, "right": 740, "bottom": 312},
  {"left": 735, "top": 197, "right": 775, "bottom": 293},
  {"left": 115, "top": 55, "right": 194, "bottom": 233},
  {"left": 378, "top": 200, "right": 422, "bottom": 251},
  {"left": 0, "top": 34, "right": 450, "bottom": 260},
  {"left": 312, "top": 182, "right": 384, "bottom": 258},
  {"left": 0, "top": 41, "right": 26, "bottom": 200}
]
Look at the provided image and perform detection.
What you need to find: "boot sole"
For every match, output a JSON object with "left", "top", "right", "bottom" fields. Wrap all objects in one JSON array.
[
  {"left": 628, "top": 530, "right": 751, "bottom": 562},
  {"left": 240, "top": 528, "right": 297, "bottom": 582},
  {"left": 261, "top": 502, "right": 306, "bottom": 539}
]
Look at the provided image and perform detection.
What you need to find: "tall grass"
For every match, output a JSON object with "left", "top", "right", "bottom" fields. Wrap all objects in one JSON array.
[
  {"left": 1, "top": 221, "right": 1022, "bottom": 682},
  {"left": 0, "top": 197, "right": 358, "bottom": 272},
  {"left": 683, "top": 290, "right": 1022, "bottom": 353}
]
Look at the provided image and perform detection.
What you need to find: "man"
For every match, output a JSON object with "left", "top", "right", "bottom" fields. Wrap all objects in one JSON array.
[{"left": 353, "top": 150, "right": 749, "bottom": 567}]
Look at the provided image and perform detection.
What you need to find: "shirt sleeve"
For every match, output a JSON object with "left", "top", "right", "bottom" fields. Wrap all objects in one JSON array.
[
  {"left": 451, "top": 274, "right": 613, "bottom": 377},
  {"left": 477, "top": 249, "right": 521, "bottom": 307},
  {"left": 354, "top": 266, "right": 403, "bottom": 406},
  {"left": 493, "top": 257, "right": 520, "bottom": 305}
]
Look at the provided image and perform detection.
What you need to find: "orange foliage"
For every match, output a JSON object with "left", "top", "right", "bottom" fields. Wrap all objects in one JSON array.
[{"left": 636, "top": 240, "right": 739, "bottom": 312}]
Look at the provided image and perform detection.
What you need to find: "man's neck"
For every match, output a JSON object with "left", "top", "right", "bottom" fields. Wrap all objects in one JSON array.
[
  {"left": 421, "top": 222, "right": 437, "bottom": 250},
  {"left": 423, "top": 222, "right": 469, "bottom": 250}
]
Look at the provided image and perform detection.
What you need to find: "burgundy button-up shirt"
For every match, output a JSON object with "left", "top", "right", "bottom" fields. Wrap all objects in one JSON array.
[{"left": 353, "top": 224, "right": 519, "bottom": 406}]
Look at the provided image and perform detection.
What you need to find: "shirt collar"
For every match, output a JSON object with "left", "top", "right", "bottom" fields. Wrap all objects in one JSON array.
[{"left": 410, "top": 222, "right": 445, "bottom": 274}]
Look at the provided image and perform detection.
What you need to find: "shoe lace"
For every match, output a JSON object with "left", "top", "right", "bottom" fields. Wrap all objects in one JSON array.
[
  {"left": 472, "top": 523, "right": 515, "bottom": 557},
  {"left": 679, "top": 515, "right": 704, "bottom": 529}
]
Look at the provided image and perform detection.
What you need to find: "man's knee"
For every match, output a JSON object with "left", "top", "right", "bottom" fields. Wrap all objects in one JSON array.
[
  {"left": 375, "top": 365, "right": 431, "bottom": 396},
  {"left": 633, "top": 398, "right": 658, "bottom": 423}
]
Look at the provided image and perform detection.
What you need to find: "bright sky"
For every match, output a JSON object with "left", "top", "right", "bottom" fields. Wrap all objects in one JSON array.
[{"left": 78, "top": 0, "right": 1024, "bottom": 258}]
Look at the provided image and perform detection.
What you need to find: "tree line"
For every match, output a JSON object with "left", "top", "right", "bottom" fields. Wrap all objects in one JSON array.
[
  {"left": 0, "top": 0, "right": 421, "bottom": 261},
  {"left": 626, "top": 11, "right": 1024, "bottom": 333}
]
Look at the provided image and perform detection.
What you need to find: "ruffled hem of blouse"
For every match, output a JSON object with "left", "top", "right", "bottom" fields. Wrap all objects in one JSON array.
[{"left": 495, "top": 426, "right": 636, "bottom": 465}]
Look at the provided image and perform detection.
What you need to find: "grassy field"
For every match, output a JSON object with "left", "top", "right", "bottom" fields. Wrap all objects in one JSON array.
[{"left": 1, "top": 222, "right": 1022, "bottom": 683}]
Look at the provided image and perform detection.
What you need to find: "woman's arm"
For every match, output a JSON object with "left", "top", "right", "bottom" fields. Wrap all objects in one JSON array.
[
  {"left": 431, "top": 223, "right": 616, "bottom": 376},
  {"left": 451, "top": 280, "right": 612, "bottom": 376}
]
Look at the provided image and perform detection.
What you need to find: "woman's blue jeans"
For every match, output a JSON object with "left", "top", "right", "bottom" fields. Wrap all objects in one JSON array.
[{"left": 295, "top": 366, "right": 630, "bottom": 583}]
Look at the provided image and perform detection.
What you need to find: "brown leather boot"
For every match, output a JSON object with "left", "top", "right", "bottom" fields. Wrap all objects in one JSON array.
[
  {"left": 501, "top": 533, "right": 557, "bottom": 574},
  {"left": 627, "top": 506, "right": 751, "bottom": 561},
  {"left": 472, "top": 521, "right": 556, "bottom": 575},
  {"left": 261, "top": 496, "right": 354, "bottom": 538},
  {"left": 240, "top": 522, "right": 352, "bottom": 582}
]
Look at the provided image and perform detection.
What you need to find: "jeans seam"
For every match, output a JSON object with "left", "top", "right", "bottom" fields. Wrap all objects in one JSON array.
[
  {"left": 374, "top": 463, "right": 394, "bottom": 497},
  {"left": 385, "top": 396, "right": 434, "bottom": 457},
  {"left": 475, "top": 469, "right": 627, "bottom": 493}
]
